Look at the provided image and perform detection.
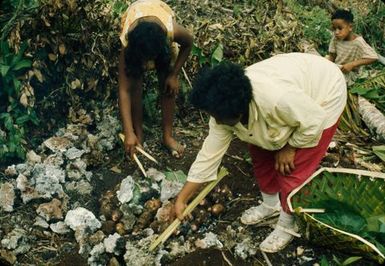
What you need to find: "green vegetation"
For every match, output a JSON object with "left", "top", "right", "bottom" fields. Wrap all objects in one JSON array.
[
  {"left": 320, "top": 255, "right": 362, "bottom": 266},
  {"left": 0, "top": 41, "right": 38, "bottom": 161},
  {"left": 285, "top": 0, "right": 332, "bottom": 53}
]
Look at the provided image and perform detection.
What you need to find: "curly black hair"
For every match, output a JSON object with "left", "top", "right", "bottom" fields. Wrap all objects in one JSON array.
[
  {"left": 332, "top": 9, "right": 354, "bottom": 23},
  {"left": 124, "top": 21, "right": 171, "bottom": 78},
  {"left": 190, "top": 61, "right": 252, "bottom": 120}
]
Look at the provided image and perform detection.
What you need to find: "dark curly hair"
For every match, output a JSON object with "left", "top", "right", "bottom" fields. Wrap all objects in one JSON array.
[
  {"left": 190, "top": 62, "right": 252, "bottom": 120},
  {"left": 332, "top": 9, "right": 354, "bottom": 23},
  {"left": 124, "top": 21, "right": 171, "bottom": 78}
]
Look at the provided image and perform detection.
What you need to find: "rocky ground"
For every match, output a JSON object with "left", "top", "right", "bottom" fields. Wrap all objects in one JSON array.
[{"left": 0, "top": 106, "right": 382, "bottom": 266}]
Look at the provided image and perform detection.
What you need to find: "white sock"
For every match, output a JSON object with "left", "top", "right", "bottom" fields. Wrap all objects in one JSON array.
[
  {"left": 277, "top": 209, "right": 294, "bottom": 228},
  {"left": 261, "top": 192, "right": 280, "bottom": 207}
]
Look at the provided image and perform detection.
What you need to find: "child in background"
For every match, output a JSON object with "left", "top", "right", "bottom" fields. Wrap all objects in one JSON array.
[
  {"left": 326, "top": 9, "right": 378, "bottom": 83},
  {"left": 118, "top": 0, "right": 193, "bottom": 158}
]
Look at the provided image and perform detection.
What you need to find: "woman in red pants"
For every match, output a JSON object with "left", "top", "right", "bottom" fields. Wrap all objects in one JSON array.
[{"left": 175, "top": 53, "right": 347, "bottom": 253}]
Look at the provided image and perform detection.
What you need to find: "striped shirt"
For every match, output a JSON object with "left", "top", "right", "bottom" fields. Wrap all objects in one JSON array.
[
  {"left": 119, "top": 0, "right": 178, "bottom": 70},
  {"left": 328, "top": 36, "right": 378, "bottom": 66}
]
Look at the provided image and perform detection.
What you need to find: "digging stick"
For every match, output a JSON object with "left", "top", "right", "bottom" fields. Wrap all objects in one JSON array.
[{"left": 149, "top": 167, "right": 229, "bottom": 251}]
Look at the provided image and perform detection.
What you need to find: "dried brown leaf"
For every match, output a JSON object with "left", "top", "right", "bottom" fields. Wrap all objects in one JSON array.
[
  {"left": 48, "top": 53, "right": 57, "bottom": 61},
  {"left": 59, "top": 43, "right": 66, "bottom": 55}
]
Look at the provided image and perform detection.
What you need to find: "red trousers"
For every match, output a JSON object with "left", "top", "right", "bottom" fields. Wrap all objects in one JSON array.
[{"left": 248, "top": 122, "right": 339, "bottom": 213}]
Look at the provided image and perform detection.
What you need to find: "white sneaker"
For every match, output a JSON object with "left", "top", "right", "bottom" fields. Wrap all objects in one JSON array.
[
  {"left": 240, "top": 202, "right": 281, "bottom": 225},
  {"left": 259, "top": 223, "right": 301, "bottom": 253}
]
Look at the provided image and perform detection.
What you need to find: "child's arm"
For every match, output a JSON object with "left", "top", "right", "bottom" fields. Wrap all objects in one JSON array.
[
  {"left": 341, "top": 37, "right": 379, "bottom": 73},
  {"left": 118, "top": 49, "right": 140, "bottom": 157},
  {"left": 340, "top": 58, "right": 377, "bottom": 73},
  {"left": 165, "top": 23, "right": 193, "bottom": 95}
]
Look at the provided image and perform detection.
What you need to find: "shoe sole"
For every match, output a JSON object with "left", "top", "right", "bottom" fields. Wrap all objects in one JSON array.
[
  {"left": 259, "top": 223, "right": 299, "bottom": 253},
  {"left": 240, "top": 211, "right": 280, "bottom": 225},
  {"left": 259, "top": 236, "right": 293, "bottom": 253}
]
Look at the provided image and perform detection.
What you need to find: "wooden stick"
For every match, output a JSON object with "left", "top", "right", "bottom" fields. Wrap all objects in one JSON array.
[
  {"left": 119, "top": 133, "right": 158, "bottom": 164},
  {"left": 298, "top": 208, "right": 325, "bottom": 213},
  {"left": 261, "top": 251, "right": 273, "bottom": 266},
  {"left": 118, "top": 133, "right": 125, "bottom": 143},
  {"left": 136, "top": 146, "right": 158, "bottom": 164},
  {"left": 149, "top": 167, "right": 229, "bottom": 251},
  {"left": 133, "top": 153, "right": 147, "bottom": 177}
]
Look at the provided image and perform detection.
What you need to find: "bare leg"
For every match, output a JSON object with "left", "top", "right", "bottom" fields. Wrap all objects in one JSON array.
[
  {"left": 131, "top": 76, "right": 144, "bottom": 144},
  {"left": 158, "top": 72, "right": 184, "bottom": 157}
]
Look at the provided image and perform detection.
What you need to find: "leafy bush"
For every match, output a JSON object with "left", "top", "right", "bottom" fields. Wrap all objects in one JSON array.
[
  {"left": 0, "top": 41, "right": 38, "bottom": 161},
  {"left": 354, "top": 2, "right": 385, "bottom": 54},
  {"left": 285, "top": 0, "right": 332, "bottom": 54}
]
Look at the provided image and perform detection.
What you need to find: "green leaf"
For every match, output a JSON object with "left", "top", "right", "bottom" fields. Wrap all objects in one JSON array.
[
  {"left": 0, "top": 65, "right": 10, "bottom": 77},
  {"left": 192, "top": 44, "right": 209, "bottom": 66},
  {"left": 164, "top": 170, "right": 187, "bottom": 183},
  {"left": 12, "top": 78, "right": 21, "bottom": 94},
  {"left": 350, "top": 85, "right": 370, "bottom": 95},
  {"left": 372, "top": 145, "right": 385, "bottom": 162},
  {"left": 3, "top": 115, "right": 14, "bottom": 131},
  {"left": 363, "top": 89, "right": 380, "bottom": 100},
  {"left": 320, "top": 255, "right": 329, "bottom": 266},
  {"left": 0, "top": 41, "right": 10, "bottom": 57},
  {"left": 312, "top": 200, "right": 367, "bottom": 234},
  {"left": 210, "top": 43, "right": 223, "bottom": 66},
  {"left": 12, "top": 59, "right": 31, "bottom": 71},
  {"left": 341, "top": 256, "right": 362, "bottom": 265},
  {"left": 16, "top": 115, "right": 31, "bottom": 125},
  {"left": 11, "top": 42, "right": 29, "bottom": 66},
  {"left": 333, "top": 255, "right": 342, "bottom": 265},
  {"left": 191, "top": 44, "right": 203, "bottom": 57}
]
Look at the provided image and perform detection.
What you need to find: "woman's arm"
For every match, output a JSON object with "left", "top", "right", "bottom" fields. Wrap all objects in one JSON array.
[
  {"left": 175, "top": 118, "right": 233, "bottom": 219},
  {"left": 171, "top": 23, "right": 193, "bottom": 76},
  {"left": 118, "top": 49, "right": 140, "bottom": 156},
  {"left": 175, "top": 181, "right": 203, "bottom": 220},
  {"left": 164, "top": 23, "right": 193, "bottom": 94}
]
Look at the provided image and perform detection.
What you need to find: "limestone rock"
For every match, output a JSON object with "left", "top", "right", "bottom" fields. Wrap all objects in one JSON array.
[
  {"left": 65, "top": 147, "right": 85, "bottom": 160},
  {"left": 117, "top": 176, "right": 135, "bottom": 204},
  {"left": 4, "top": 165, "right": 17, "bottom": 177},
  {"left": 0, "top": 182, "right": 15, "bottom": 212},
  {"left": 33, "top": 216, "right": 50, "bottom": 229},
  {"left": 64, "top": 207, "right": 101, "bottom": 233},
  {"left": 36, "top": 198, "right": 63, "bottom": 221},
  {"left": 50, "top": 222, "right": 70, "bottom": 234},
  {"left": 194, "top": 232, "right": 223, "bottom": 249},
  {"left": 103, "top": 233, "right": 125, "bottom": 255},
  {"left": 26, "top": 150, "right": 41, "bottom": 164},
  {"left": 43, "top": 136, "right": 72, "bottom": 153},
  {"left": 1, "top": 228, "right": 31, "bottom": 255}
]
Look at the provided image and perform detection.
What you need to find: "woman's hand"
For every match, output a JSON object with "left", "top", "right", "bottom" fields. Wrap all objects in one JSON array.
[
  {"left": 275, "top": 144, "right": 296, "bottom": 176},
  {"left": 124, "top": 133, "right": 141, "bottom": 158},
  {"left": 174, "top": 198, "right": 187, "bottom": 220},
  {"left": 165, "top": 74, "right": 179, "bottom": 95}
]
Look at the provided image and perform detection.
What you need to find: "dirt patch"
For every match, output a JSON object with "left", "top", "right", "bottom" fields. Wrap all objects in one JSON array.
[{"left": 0, "top": 111, "right": 381, "bottom": 266}]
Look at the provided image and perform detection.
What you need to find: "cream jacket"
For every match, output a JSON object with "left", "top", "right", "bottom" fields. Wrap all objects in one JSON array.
[{"left": 187, "top": 53, "right": 347, "bottom": 183}]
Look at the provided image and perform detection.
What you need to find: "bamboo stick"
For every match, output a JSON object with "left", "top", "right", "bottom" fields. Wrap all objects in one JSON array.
[
  {"left": 119, "top": 133, "right": 158, "bottom": 164},
  {"left": 136, "top": 146, "right": 158, "bottom": 164},
  {"left": 118, "top": 133, "right": 125, "bottom": 143},
  {"left": 133, "top": 153, "right": 147, "bottom": 177},
  {"left": 149, "top": 167, "right": 229, "bottom": 251},
  {"left": 298, "top": 208, "right": 325, "bottom": 213}
]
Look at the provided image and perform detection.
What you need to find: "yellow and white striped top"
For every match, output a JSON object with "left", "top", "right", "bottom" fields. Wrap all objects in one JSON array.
[
  {"left": 119, "top": 0, "right": 175, "bottom": 47},
  {"left": 328, "top": 36, "right": 378, "bottom": 66}
]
